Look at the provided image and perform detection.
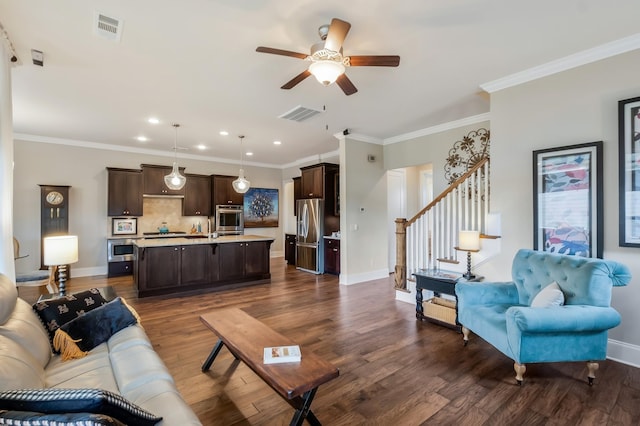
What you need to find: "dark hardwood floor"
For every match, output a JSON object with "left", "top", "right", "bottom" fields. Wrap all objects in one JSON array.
[{"left": 19, "top": 258, "right": 640, "bottom": 425}]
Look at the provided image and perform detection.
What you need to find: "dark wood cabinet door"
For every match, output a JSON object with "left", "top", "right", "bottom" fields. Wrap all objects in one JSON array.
[
  {"left": 142, "top": 164, "right": 185, "bottom": 196},
  {"left": 144, "top": 246, "right": 180, "bottom": 289},
  {"left": 180, "top": 245, "right": 210, "bottom": 285},
  {"left": 212, "top": 175, "right": 244, "bottom": 206},
  {"left": 107, "top": 168, "right": 142, "bottom": 216},
  {"left": 183, "top": 174, "right": 212, "bottom": 216},
  {"left": 293, "top": 176, "right": 301, "bottom": 214},
  {"left": 244, "top": 241, "right": 269, "bottom": 277},
  {"left": 324, "top": 238, "right": 340, "bottom": 275},
  {"left": 284, "top": 234, "right": 296, "bottom": 265},
  {"left": 219, "top": 242, "right": 245, "bottom": 280},
  {"left": 301, "top": 166, "right": 323, "bottom": 198}
]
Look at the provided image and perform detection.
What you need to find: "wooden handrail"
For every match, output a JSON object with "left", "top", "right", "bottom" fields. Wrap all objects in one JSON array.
[{"left": 404, "top": 157, "right": 489, "bottom": 228}]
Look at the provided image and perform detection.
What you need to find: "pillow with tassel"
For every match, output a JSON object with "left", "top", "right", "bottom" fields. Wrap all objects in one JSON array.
[{"left": 53, "top": 297, "right": 140, "bottom": 361}]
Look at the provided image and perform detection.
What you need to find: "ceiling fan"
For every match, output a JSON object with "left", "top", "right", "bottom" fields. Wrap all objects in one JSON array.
[{"left": 256, "top": 18, "right": 400, "bottom": 96}]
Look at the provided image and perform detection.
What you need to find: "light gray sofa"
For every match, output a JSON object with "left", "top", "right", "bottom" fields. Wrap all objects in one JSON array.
[{"left": 0, "top": 273, "right": 201, "bottom": 425}]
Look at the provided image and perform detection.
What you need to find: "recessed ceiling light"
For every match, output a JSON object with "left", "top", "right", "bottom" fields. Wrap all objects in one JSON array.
[
  {"left": 196, "top": 144, "right": 207, "bottom": 150},
  {"left": 246, "top": 151, "right": 253, "bottom": 156},
  {"left": 136, "top": 136, "right": 148, "bottom": 142},
  {"left": 273, "top": 140, "right": 282, "bottom": 145},
  {"left": 219, "top": 130, "right": 229, "bottom": 136},
  {"left": 148, "top": 117, "right": 160, "bottom": 124}
]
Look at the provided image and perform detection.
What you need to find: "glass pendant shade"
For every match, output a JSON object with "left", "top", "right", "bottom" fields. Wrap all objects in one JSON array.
[
  {"left": 233, "top": 135, "right": 250, "bottom": 194},
  {"left": 164, "top": 124, "right": 186, "bottom": 190},
  {"left": 164, "top": 161, "right": 186, "bottom": 190},
  {"left": 309, "top": 60, "right": 345, "bottom": 86},
  {"left": 232, "top": 169, "right": 250, "bottom": 194}
]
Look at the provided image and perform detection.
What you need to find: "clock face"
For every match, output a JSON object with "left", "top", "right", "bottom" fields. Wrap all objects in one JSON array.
[{"left": 46, "top": 191, "right": 64, "bottom": 205}]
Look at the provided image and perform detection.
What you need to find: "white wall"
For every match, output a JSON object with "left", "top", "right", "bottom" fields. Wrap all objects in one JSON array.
[
  {"left": 13, "top": 139, "right": 284, "bottom": 276},
  {"left": 487, "top": 49, "right": 640, "bottom": 360}
]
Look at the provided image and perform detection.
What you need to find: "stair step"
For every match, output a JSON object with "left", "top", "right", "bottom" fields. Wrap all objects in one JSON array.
[
  {"left": 437, "top": 258, "right": 460, "bottom": 265},
  {"left": 480, "top": 233, "right": 501, "bottom": 239}
]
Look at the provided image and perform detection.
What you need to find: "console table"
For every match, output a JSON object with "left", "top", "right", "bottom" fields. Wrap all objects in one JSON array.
[{"left": 413, "top": 270, "right": 481, "bottom": 331}]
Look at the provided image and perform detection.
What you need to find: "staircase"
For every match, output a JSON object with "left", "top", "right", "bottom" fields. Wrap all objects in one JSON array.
[{"left": 394, "top": 157, "right": 495, "bottom": 292}]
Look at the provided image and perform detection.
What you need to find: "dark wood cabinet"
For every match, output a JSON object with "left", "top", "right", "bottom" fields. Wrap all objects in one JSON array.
[
  {"left": 293, "top": 176, "right": 301, "bottom": 215},
  {"left": 212, "top": 175, "right": 244, "bottom": 206},
  {"left": 142, "top": 164, "right": 186, "bottom": 196},
  {"left": 219, "top": 240, "right": 270, "bottom": 281},
  {"left": 136, "top": 244, "right": 212, "bottom": 292},
  {"left": 300, "top": 166, "right": 324, "bottom": 198},
  {"left": 324, "top": 238, "right": 340, "bottom": 275},
  {"left": 183, "top": 174, "right": 211, "bottom": 216},
  {"left": 298, "top": 163, "right": 340, "bottom": 236},
  {"left": 107, "top": 168, "right": 143, "bottom": 216},
  {"left": 179, "top": 244, "right": 211, "bottom": 285},
  {"left": 39, "top": 185, "right": 70, "bottom": 269},
  {"left": 285, "top": 234, "right": 296, "bottom": 265}
]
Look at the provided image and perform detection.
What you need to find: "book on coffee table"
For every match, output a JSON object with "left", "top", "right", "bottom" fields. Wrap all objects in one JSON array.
[{"left": 264, "top": 345, "right": 302, "bottom": 364}]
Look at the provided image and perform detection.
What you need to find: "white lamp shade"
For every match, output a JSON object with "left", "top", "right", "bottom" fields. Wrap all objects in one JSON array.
[
  {"left": 309, "top": 60, "right": 345, "bottom": 85},
  {"left": 164, "top": 162, "right": 186, "bottom": 190},
  {"left": 232, "top": 169, "right": 250, "bottom": 194},
  {"left": 458, "top": 230, "right": 480, "bottom": 251},
  {"left": 43, "top": 235, "right": 78, "bottom": 266}
]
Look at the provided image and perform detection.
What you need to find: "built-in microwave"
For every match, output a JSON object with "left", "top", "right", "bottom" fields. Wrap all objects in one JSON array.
[
  {"left": 215, "top": 205, "right": 244, "bottom": 235},
  {"left": 107, "top": 238, "right": 135, "bottom": 263}
]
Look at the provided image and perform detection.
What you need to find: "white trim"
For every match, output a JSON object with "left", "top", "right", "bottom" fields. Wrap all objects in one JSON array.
[
  {"left": 607, "top": 338, "right": 640, "bottom": 368},
  {"left": 383, "top": 113, "right": 491, "bottom": 145},
  {"left": 73, "top": 266, "right": 107, "bottom": 278},
  {"left": 480, "top": 33, "right": 640, "bottom": 93},
  {"left": 339, "top": 268, "right": 389, "bottom": 285},
  {"left": 280, "top": 149, "right": 340, "bottom": 169}
]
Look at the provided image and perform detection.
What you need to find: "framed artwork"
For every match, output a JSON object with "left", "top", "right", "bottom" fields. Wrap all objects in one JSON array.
[
  {"left": 618, "top": 96, "right": 640, "bottom": 247},
  {"left": 533, "top": 141, "right": 603, "bottom": 258},
  {"left": 112, "top": 217, "right": 137, "bottom": 235},
  {"left": 243, "top": 188, "right": 279, "bottom": 228}
]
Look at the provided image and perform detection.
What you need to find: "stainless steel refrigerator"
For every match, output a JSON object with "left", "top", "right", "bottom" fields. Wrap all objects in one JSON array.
[{"left": 296, "top": 199, "right": 324, "bottom": 274}]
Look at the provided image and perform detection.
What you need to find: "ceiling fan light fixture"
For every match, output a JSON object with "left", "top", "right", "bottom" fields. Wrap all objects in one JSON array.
[
  {"left": 309, "top": 60, "right": 345, "bottom": 86},
  {"left": 164, "top": 123, "right": 186, "bottom": 190}
]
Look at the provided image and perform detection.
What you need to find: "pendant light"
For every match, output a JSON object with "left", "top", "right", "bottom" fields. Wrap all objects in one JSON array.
[
  {"left": 164, "top": 123, "right": 186, "bottom": 190},
  {"left": 232, "top": 135, "right": 250, "bottom": 194}
]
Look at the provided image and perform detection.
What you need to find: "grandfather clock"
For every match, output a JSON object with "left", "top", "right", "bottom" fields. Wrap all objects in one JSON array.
[{"left": 39, "top": 185, "right": 70, "bottom": 270}]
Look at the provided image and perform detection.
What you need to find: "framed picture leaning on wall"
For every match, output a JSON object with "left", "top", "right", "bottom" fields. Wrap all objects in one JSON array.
[
  {"left": 619, "top": 96, "right": 640, "bottom": 247},
  {"left": 533, "top": 141, "right": 603, "bottom": 258}
]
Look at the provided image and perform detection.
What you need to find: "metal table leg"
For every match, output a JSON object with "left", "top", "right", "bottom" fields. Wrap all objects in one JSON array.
[
  {"left": 201, "top": 339, "right": 224, "bottom": 372},
  {"left": 289, "top": 388, "right": 319, "bottom": 426}
]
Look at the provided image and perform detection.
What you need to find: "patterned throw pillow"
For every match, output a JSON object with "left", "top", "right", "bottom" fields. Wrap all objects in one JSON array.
[
  {"left": 0, "top": 409, "right": 125, "bottom": 425},
  {"left": 32, "top": 289, "right": 108, "bottom": 349},
  {"left": 0, "top": 389, "right": 162, "bottom": 426},
  {"left": 53, "top": 297, "right": 139, "bottom": 361}
]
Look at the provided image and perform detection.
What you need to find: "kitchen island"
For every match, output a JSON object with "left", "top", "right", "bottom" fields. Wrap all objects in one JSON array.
[{"left": 133, "top": 234, "right": 274, "bottom": 297}]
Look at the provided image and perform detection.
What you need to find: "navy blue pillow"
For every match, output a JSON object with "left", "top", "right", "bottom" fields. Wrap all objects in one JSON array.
[
  {"left": 0, "top": 389, "right": 161, "bottom": 426},
  {"left": 32, "top": 288, "right": 109, "bottom": 349},
  {"left": 53, "top": 297, "right": 138, "bottom": 360},
  {"left": 0, "top": 409, "right": 125, "bottom": 425}
]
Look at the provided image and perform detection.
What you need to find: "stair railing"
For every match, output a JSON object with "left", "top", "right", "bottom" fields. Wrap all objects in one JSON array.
[{"left": 395, "top": 157, "right": 490, "bottom": 290}]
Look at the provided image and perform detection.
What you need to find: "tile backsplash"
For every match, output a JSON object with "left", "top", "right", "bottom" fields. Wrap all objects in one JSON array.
[{"left": 109, "top": 198, "right": 209, "bottom": 235}]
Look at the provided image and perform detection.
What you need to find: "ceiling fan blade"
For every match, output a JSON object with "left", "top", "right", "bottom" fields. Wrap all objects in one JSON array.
[
  {"left": 256, "top": 46, "right": 308, "bottom": 60},
  {"left": 348, "top": 55, "right": 401, "bottom": 67},
  {"left": 336, "top": 74, "right": 358, "bottom": 96},
  {"left": 281, "top": 70, "right": 312, "bottom": 90},
  {"left": 324, "top": 18, "right": 351, "bottom": 52}
]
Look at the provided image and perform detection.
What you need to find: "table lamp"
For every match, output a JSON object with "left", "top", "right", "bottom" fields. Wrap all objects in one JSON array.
[
  {"left": 455, "top": 230, "right": 480, "bottom": 280},
  {"left": 43, "top": 235, "right": 78, "bottom": 296}
]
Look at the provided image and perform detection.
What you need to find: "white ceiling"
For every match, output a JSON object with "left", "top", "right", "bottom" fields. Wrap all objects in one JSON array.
[{"left": 2, "top": 0, "right": 639, "bottom": 168}]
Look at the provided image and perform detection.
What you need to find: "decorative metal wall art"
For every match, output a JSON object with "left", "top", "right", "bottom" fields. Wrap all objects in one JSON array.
[{"left": 444, "top": 128, "right": 490, "bottom": 184}]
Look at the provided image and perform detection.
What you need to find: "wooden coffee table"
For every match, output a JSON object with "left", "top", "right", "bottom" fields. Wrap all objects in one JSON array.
[{"left": 200, "top": 308, "right": 339, "bottom": 426}]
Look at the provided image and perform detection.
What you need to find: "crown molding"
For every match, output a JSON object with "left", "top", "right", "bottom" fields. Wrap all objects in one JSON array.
[
  {"left": 481, "top": 33, "right": 640, "bottom": 93},
  {"left": 383, "top": 113, "right": 491, "bottom": 145}
]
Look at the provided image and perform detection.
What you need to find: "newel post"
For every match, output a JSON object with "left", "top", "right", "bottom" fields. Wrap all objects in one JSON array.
[{"left": 394, "top": 218, "right": 407, "bottom": 291}]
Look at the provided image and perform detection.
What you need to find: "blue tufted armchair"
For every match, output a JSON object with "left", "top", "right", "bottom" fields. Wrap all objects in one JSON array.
[{"left": 456, "top": 249, "right": 631, "bottom": 385}]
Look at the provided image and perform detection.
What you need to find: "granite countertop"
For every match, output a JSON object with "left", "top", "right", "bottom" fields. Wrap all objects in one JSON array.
[
  {"left": 323, "top": 235, "right": 340, "bottom": 240},
  {"left": 133, "top": 234, "right": 275, "bottom": 248}
]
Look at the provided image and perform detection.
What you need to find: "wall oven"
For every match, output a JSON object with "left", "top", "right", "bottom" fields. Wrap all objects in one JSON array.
[{"left": 215, "top": 205, "right": 244, "bottom": 235}]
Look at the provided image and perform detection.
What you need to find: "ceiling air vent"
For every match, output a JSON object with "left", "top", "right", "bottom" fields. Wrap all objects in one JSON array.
[
  {"left": 278, "top": 105, "right": 323, "bottom": 123},
  {"left": 94, "top": 12, "right": 123, "bottom": 42}
]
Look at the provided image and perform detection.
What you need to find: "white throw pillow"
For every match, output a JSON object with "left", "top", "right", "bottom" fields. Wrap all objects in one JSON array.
[{"left": 531, "top": 281, "right": 565, "bottom": 308}]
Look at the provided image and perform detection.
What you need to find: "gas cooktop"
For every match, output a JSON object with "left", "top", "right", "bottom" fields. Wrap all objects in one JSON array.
[{"left": 142, "top": 231, "right": 187, "bottom": 238}]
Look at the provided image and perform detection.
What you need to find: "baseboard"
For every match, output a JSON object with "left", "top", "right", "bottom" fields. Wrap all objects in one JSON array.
[
  {"left": 73, "top": 266, "right": 107, "bottom": 278},
  {"left": 339, "top": 268, "right": 388, "bottom": 285},
  {"left": 607, "top": 339, "right": 640, "bottom": 368}
]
